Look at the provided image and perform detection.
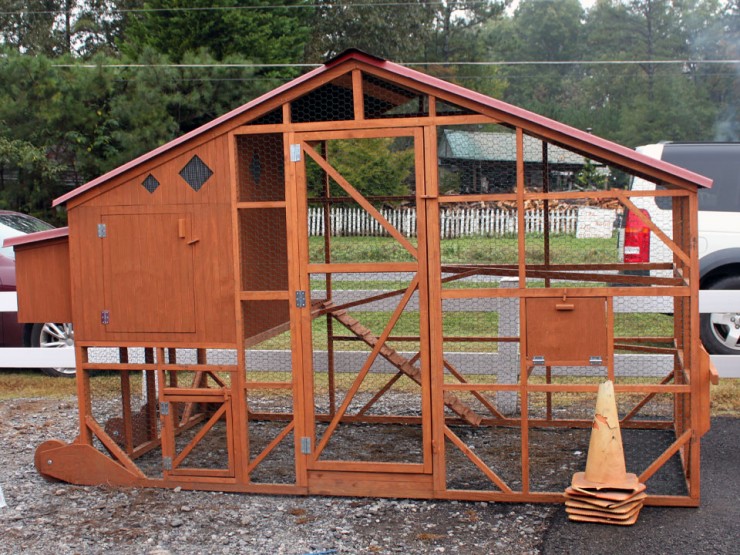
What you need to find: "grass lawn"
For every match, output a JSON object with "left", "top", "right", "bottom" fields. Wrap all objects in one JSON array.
[
  {"left": 309, "top": 234, "right": 619, "bottom": 265},
  {"left": 1, "top": 371, "right": 736, "bottom": 416}
]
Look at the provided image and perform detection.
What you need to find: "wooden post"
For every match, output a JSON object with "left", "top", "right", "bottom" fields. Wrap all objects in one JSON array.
[
  {"left": 144, "top": 348, "right": 157, "bottom": 442},
  {"left": 687, "top": 191, "right": 702, "bottom": 502},
  {"left": 425, "top": 121, "right": 447, "bottom": 494},
  {"left": 119, "top": 347, "right": 133, "bottom": 454},
  {"left": 76, "top": 345, "right": 91, "bottom": 444},
  {"left": 516, "top": 128, "right": 529, "bottom": 494},
  {"left": 322, "top": 139, "right": 336, "bottom": 415}
]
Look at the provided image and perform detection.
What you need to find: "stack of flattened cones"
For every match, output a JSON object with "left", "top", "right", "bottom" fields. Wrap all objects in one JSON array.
[{"left": 566, "top": 380, "right": 646, "bottom": 525}]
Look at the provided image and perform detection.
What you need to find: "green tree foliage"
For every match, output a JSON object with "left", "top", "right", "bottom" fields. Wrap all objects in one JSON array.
[
  {"left": 0, "top": 0, "right": 65, "bottom": 56},
  {"left": 307, "top": 138, "right": 415, "bottom": 201},
  {"left": 0, "top": 0, "right": 736, "bottom": 223},
  {"left": 303, "top": 0, "right": 433, "bottom": 62},
  {"left": 0, "top": 136, "right": 63, "bottom": 218},
  {"left": 0, "top": 0, "right": 142, "bottom": 57},
  {"left": 123, "top": 0, "right": 308, "bottom": 69},
  {"left": 486, "top": 0, "right": 736, "bottom": 144},
  {"left": 485, "top": 0, "right": 587, "bottom": 116}
]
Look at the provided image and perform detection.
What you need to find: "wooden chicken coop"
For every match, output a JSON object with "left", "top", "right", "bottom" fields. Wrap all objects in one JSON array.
[{"left": 9, "top": 50, "right": 715, "bottom": 506}]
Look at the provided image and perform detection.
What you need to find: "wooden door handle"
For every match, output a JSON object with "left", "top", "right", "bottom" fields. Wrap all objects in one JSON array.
[{"left": 555, "top": 303, "right": 575, "bottom": 311}]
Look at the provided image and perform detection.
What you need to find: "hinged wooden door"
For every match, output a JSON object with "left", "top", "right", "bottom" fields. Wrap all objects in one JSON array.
[
  {"left": 101, "top": 211, "right": 197, "bottom": 333},
  {"left": 293, "top": 128, "right": 435, "bottom": 488}
]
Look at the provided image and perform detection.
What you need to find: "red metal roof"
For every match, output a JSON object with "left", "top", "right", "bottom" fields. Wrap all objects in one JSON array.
[
  {"left": 53, "top": 50, "right": 712, "bottom": 207},
  {"left": 3, "top": 226, "right": 69, "bottom": 248}
]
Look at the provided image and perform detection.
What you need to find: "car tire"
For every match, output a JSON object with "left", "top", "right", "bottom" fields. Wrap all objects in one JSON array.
[
  {"left": 700, "top": 275, "right": 740, "bottom": 355},
  {"left": 30, "top": 322, "right": 76, "bottom": 378}
]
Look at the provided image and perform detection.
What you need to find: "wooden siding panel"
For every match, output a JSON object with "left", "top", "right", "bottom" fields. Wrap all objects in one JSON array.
[
  {"left": 68, "top": 206, "right": 106, "bottom": 340},
  {"left": 83, "top": 136, "right": 231, "bottom": 208},
  {"left": 14, "top": 239, "right": 72, "bottom": 323}
]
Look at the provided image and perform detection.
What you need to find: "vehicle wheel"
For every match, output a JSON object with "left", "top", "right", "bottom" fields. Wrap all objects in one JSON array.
[
  {"left": 30, "top": 322, "right": 76, "bottom": 378},
  {"left": 700, "top": 275, "right": 740, "bottom": 355}
]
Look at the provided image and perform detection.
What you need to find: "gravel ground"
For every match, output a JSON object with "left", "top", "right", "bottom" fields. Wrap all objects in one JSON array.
[
  {"left": 4, "top": 397, "right": 734, "bottom": 554},
  {"left": 0, "top": 398, "right": 554, "bottom": 554}
]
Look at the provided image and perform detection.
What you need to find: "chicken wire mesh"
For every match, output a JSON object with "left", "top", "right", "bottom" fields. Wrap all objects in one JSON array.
[
  {"left": 86, "top": 349, "right": 158, "bottom": 457},
  {"left": 239, "top": 209, "right": 289, "bottom": 292},
  {"left": 84, "top": 346, "right": 242, "bottom": 478},
  {"left": 613, "top": 295, "right": 682, "bottom": 379},
  {"left": 440, "top": 296, "right": 519, "bottom": 418},
  {"left": 312, "top": 272, "right": 425, "bottom": 464},
  {"left": 525, "top": 388, "right": 688, "bottom": 495},
  {"left": 247, "top": 106, "right": 283, "bottom": 126},
  {"left": 236, "top": 133, "right": 285, "bottom": 203},
  {"left": 445, "top": 417, "right": 523, "bottom": 492},
  {"left": 291, "top": 74, "right": 354, "bottom": 123},
  {"left": 240, "top": 298, "right": 297, "bottom": 484},
  {"left": 165, "top": 369, "right": 233, "bottom": 474},
  {"left": 363, "top": 73, "right": 427, "bottom": 119},
  {"left": 305, "top": 136, "right": 417, "bottom": 265},
  {"left": 439, "top": 205, "right": 521, "bottom": 270},
  {"left": 438, "top": 124, "right": 518, "bottom": 195}
]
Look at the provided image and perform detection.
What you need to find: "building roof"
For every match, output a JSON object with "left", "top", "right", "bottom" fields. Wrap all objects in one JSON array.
[
  {"left": 3, "top": 226, "right": 69, "bottom": 248},
  {"left": 53, "top": 50, "right": 712, "bottom": 207}
]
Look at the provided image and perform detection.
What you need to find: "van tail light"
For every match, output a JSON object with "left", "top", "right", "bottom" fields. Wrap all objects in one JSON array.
[{"left": 623, "top": 209, "right": 651, "bottom": 263}]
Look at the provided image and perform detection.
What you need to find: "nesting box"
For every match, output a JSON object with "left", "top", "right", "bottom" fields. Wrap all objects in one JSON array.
[{"left": 10, "top": 50, "right": 713, "bottom": 506}]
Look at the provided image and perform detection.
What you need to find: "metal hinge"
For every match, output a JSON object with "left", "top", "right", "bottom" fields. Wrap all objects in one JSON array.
[
  {"left": 160, "top": 401, "right": 170, "bottom": 416},
  {"left": 296, "top": 290, "right": 306, "bottom": 308},
  {"left": 590, "top": 356, "right": 603, "bottom": 366},
  {"left": 101, "top": 310, "right": 110, "bottom": 325},
  {"left": 301, "top": 437, "right": 311, "bottom": 455},
  {"left": 97, "top": 223, "right": 106, "bottom": 238},
  {"left": 290, "top": 144, "right": 301, "bottom": 162},
  {"left": 163, "top": 456, "right": 172, "bottom": 471},
  {"left": 532, "top": 356, "right": 545, "bottom": 366}
]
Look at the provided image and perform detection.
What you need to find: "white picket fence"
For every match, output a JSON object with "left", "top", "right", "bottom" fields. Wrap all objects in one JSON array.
[
  {"left": 308, "top": 206, "right": 581, "bottom": 237},
  {"left": 1, "top": 290, "right": 738, "bottom": 377}
]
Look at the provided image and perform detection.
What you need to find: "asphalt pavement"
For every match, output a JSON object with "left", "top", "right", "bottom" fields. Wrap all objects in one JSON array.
[{"left": 541, "top": 417, "right": 739, "bottom": 554}]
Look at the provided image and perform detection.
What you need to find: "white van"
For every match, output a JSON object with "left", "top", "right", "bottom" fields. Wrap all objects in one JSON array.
[{"left": 624, "top": 142, "right": 740, "bottom": 354}]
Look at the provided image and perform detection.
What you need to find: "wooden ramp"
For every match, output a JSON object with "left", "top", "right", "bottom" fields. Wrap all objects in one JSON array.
[{"left": 324, "top": 302, "right": 483, "bottom": 426}]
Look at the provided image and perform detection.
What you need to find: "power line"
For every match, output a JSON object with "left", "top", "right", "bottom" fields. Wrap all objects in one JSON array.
[
  {"left": 50, "top": 59, "right": 740, "bottom": 69},
  {"left": 2, "top": 1, "right": 469, "bottom": 17}
]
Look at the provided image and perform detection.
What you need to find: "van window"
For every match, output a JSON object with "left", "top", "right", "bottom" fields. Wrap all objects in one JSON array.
[{"left": 659, "top": 144, "right": 740, "bottom": 212}]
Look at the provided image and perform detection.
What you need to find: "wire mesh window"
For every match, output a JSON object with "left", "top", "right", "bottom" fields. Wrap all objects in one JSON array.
[
  {"left": 236, "top": 134, "right": 285, "bottom": 202},
  {"left": 438, "top": 124, "right": 518, "bottom": 195},
  {"left": 290, "top": 74, "right": 354, "bottom": 123},
  {"left": 239, "top": 209, "right": 289, "bottom": 291},
  {"left": 363, "top": 73, "right": 428, "bottom": 119},
  {"left": 247, "top": 107, "right": 283, "bottom": 126},
  {"left": 305, "top": 136, "right": 418, "bottom": 265}
]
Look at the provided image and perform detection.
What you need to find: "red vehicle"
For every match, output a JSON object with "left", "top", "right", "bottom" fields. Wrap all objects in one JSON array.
[{"left": 0, "top": 210, "right": 74, "bottom": 377}]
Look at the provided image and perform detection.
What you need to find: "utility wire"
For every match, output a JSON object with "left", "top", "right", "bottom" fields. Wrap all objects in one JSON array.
[
  {"left": 4, "top": 1, "right": 475, "bottom": 16},
  {"left": 50, "top": 60, "right": 740, "bottom": 69}
]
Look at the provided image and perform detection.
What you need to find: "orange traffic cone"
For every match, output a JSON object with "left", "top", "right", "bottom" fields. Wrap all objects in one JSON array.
[{"left": 566, "top": 380, "right": 646, "bottom": 525}]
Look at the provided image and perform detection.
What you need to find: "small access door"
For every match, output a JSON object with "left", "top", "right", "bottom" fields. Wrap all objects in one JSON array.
[
  {"left": 101, "top": 211, "right": 197, "bottom": 333},
  {"left": 294, "top": 128, "right": 435, "bottom": 494}
]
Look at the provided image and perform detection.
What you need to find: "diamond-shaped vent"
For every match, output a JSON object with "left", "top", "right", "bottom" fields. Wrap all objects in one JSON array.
[
  {"left": 179, "top": 155, "right": 213, "bottom": 192},
  {"left": 141, "top": 174, "right": 160, "bottom": 193}
]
